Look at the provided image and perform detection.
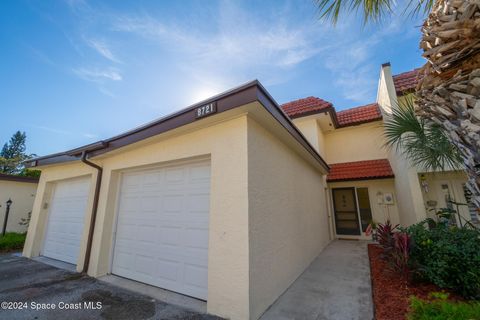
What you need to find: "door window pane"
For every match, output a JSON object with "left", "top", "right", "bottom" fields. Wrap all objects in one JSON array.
[
  {"left": 333, "top": 189, "right": 356, "bottom": 211},
  {"left": 332, "top": 188, "right": 360, "bottom": 235},
  {"left": 356, "top": 188, "right": 372, "bottom": 232}
]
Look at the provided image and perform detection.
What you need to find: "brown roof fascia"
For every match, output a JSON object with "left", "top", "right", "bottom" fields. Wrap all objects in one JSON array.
[
  {"left": 26, "top": 80, "right": 329, "bottom": 172},
  {"left": 0, "top": 173, "right": 39, "bottom": 183},
  {"left": 87, "top": 83, "right": 259, "bottom": 158},
  {"left": 286, "top": 106, "right": 340, "bottom": 128},
  {"left": 327, "top": 175, "right": 395, "bottom": 183},
  {"left": 255, "top": 82, "right": 329, "bottom": 171}
]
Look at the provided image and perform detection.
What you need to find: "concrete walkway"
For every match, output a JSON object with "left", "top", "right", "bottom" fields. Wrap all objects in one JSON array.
[{"left": 260, "top": 240, "right": 373, "bottom": 320}]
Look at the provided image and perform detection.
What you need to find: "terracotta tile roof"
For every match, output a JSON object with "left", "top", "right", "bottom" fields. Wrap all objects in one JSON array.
[
  {"left": 281, "top": 96, "right": 333, "bottom": 118},
  {"left": 336, "top": 103, "right": 382, "bottom": 127},
  {"left": 393, "top": 68, "right": 421, "bottom": 95},
  {"left": 327, "top": 159, "right": 394, "bottom": 182}
]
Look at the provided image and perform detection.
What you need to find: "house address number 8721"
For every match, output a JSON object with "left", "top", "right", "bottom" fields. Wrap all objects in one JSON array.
[{"left": 195, "top": 102, "right": 217, "bottom": 119}]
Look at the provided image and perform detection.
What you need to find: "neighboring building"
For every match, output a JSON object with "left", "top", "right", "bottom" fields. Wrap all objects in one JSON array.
[
  {"left": 22, "top": 66, "right": 479, "bottom": 320},
  {"left": 0, "top": 174, "right": 39, "bottom": 233}
]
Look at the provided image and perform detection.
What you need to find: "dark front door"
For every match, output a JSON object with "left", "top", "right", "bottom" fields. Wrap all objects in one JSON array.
[{"left": 332, "top": 188, "right": 361, "bottom": 235}]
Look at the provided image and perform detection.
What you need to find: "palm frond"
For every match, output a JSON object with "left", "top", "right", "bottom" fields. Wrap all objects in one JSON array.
[
  {"left": 384, "top": 98, "right": 463, "bottom": 172},
  {"left": 405, "top": 0, "right": 435, "bottom": 18},
  {"left": 314, "top": 0, "right": 433, "bottom": 24},
  {"left": 314, "top": 0, "right": 394, "bottom": 24}
]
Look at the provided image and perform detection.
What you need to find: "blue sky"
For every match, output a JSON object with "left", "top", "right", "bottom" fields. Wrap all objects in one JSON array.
[{"left": 0, "top": 0, "right": 425, "bottom": 156}]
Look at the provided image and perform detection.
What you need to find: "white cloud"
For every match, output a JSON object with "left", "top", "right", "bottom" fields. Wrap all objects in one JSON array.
[
  {"left": 321, "top": 15, "right": 417, "bottom": 104},
  {"left": 85, "top": 38, "right": 121, "bottom": 63},
  {"left": 62, "top": 1, "right": 420, "bottom": 106},
  {"left": 30, "top": 125, "right": 71, "bottom": 135},
  {"left": 83, "top": 133, "right": 98, "bottom": 139},
  {"left": 110, "top": 14, "right": 167, "bottom": 39},
  {"left": 30, "top": 125, "right": 97, "bottom": 140},
  {"left": 109, "top": 4, "right": 328, "bottom": 86},
  {"left": 323, "top": 38, "right": 379, "bottom": 103},
  {"left": 72, "top": 67, "right": 122, "bottom": 82},
  {"left": 105, "top": 2, "right": 412, "bottom": 105}
]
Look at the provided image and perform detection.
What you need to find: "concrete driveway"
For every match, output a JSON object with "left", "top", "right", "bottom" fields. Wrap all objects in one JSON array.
[{"left": 0, "top": 254, "right": 222, "bottom": 320}]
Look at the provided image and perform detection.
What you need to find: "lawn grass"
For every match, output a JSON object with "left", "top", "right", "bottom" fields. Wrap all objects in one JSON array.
[
  {"left": 408, "top": 295, "right": 480, "bottom": 320},
  {"left": 0, "top": 232, "right": 26, "bottom": 252}
]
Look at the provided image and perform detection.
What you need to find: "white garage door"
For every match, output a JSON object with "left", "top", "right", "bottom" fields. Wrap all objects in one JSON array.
[
  {"left": 112, "top": 160, "right": 211, "bottom": 300},
  {"left": 42, "top": 177, "right": 90, "bottom": 265}
]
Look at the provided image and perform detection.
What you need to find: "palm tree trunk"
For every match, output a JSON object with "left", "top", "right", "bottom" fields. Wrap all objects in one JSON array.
[{"left": 417, "top": 0, "right": 480, "bottom": 207}]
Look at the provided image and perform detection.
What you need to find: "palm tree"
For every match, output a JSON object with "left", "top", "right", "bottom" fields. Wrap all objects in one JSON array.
[
  {"left": 384, "top": 99, "right": 462, "bottom": 171},
  {"left": 315, "top": 0, "right": 480, "bottom": 207}
]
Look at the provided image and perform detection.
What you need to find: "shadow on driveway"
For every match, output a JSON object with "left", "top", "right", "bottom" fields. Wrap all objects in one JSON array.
[{"left": 0, "top": 254, "right": 223, "bottom": 320}]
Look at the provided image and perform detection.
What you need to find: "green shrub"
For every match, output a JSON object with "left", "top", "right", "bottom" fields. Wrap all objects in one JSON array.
[
  {"left": 0, "top": 232, "right": 26, "bottom": 251},
  {"left": 407, "top": 222, "right": 480, "bottom": 299},
  {"left": 408, "top": 293, "right": 480, "bottom": 320}
]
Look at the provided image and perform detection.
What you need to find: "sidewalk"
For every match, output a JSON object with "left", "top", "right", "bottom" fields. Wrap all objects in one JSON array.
[{"left": 260, "top": 240, "right": 373, "bottom": 320}]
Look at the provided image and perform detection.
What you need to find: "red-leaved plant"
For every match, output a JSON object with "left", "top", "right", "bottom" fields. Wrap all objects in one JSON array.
[
  {"left": 376, "top": 220, "right": 399, "bottom": 253},
  {"left": 390, "top": 232, "right": 411, "bottom": 278}
]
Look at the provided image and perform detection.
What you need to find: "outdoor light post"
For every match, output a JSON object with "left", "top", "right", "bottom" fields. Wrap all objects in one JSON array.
[{"left": 1, "top": 198, "right": 12, "bottom": 237}]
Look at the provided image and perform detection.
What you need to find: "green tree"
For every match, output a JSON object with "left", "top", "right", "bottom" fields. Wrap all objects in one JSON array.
[{"left": 0, "top": 131, "right": 39, "bottom": 176}]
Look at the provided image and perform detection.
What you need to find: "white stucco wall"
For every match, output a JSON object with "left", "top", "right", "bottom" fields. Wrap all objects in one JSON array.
[
  {"left": 376, "top": 63, "right": 397, "bottom": 115},
  {"left": 247, "top": 117, "right": 330, "bottom": 319},
  {"left": 292, "top": 117, "right": 326, "bottom": 158},
  {"left": 376, "top": 64, "right": 427, "bottom": 226},
  {"left": 0, "top": 180, "right": 38, "bottom": 233}
]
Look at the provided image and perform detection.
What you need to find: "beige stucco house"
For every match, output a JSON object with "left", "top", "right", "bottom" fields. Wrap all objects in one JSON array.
[
  {"left": 22, "top": 65, "right": 479, "bottom": 320},
  {"left": 23, "top": 82, "right": 331, "bottom": 320},
  {"left": 0, "top": 174, "right": 38, "bottom": 233}
]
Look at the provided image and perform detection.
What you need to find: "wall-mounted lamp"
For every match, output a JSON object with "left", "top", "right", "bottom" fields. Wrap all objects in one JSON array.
[{"left": 420, "top": 174, "right": 429, "bottom": 193}]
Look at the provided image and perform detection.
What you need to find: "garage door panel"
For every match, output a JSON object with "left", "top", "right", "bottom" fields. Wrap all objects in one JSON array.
[
  {"left": 112, "top": 160, "right": 210, "bottom": 300},
  {"left": 118, "top": 195, "right": 139, "bottom": 212},
  {"left": 189, "top": 164, "right": 210, "bottom": 180},
  {"left": 113, "top": 251, "right": 135, "bottom": 270},
  {"left": 187, "top": 193, "right": 210, "bottom": 213},
  {"left": 185, "top": 263, "right": 208, "bottom": 287},
  {"left": 155, "top": 258, "right": 179, "bottom": 280},
  {"left": 136, "top": 255, "right": 157, "bottom": 274},
  {"left": 162, "top": 195, "right": 184, "bottom": 212},
  {"left": 136, "top": 225, "right": 158, "bottom": 243},
  {"left": 42, "top": 177, "right": 90, "bottom": 265},
  {"left": 158, "top": 226, "right": 181, "bottom": 245},
  {"left": 140, "top": 196, "right": 159, "bottom": 212},
  {"left": 185, "top": 228, "right": 209, "bottom": 248},
  {"left": 165, "top": 167, "right": 184, "bottom": 182}
]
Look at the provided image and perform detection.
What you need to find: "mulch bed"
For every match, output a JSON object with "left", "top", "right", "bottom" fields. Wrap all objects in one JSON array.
[{"left": 368, "top": 243, "right": 460, "bottom": 320}]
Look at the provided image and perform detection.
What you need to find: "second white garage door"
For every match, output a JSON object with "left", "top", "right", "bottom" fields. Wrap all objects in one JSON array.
[
  {"left": 42, "top": 177, "right": 90, "bottom": 265},
  {"left": 112, "top": 160, "right": 211, "bottom": 300}
]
